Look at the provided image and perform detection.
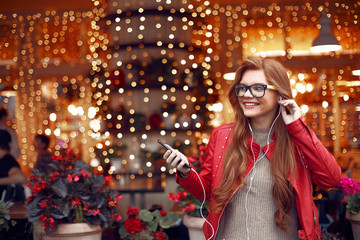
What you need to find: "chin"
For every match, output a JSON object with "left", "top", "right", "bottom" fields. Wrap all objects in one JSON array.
[{"left": 241, "top": 108, "right": 260, "bottom": 117}]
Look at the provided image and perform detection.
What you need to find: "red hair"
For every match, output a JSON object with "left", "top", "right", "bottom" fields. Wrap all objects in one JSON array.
[{"left": 212, "top": 56, "right": 297, "bottom": 232}]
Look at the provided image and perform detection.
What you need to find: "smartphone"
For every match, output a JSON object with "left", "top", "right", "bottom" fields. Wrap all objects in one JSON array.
[{"left": 157, "top": 140, "right": 191, "bottom": 169}]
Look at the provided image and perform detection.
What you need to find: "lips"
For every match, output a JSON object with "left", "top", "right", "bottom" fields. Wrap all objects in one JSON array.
[{"left": 243, "top": 102, "right": 259, "bottom": 109}]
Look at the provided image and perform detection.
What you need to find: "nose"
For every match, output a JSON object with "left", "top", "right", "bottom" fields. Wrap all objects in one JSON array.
[{"left": 243, "top": 88, "right": 253, "bottom": 98}]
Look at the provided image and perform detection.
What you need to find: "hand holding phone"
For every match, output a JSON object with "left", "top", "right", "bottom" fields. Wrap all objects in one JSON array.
[{"left": 158, "top": 140, "right": 191, "bottom": 169}]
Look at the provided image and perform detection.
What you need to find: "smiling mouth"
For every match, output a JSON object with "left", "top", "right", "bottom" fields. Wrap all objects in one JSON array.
[{"left": 244, "top": 103, "right": 259, "bottom": 106}]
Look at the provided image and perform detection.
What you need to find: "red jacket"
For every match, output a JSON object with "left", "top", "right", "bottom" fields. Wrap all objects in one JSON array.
[{"left": 177, "top": 118, "right": 341, "bottom": 240}]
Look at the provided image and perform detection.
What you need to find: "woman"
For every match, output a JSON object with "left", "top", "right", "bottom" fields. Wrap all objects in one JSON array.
[
  {"left": 0, "top": 129, "right": 26, "bottom": 200},
  {"left": 33, "top": 134, "right": 52, "bottom": 173},
  {"left": 163, "top": 57, "right": 341, "bottom": 240}
]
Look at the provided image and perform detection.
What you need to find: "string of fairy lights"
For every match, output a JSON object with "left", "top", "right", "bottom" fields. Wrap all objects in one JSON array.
[
  {"left": 0, "top": 0, "right": 359, "bottom": 176},
  {"left": 90, "top": 0, "right": 217, "bottom": 179},
  {"left": 207, "top": 1, "right": 360, "bottom": 155}
]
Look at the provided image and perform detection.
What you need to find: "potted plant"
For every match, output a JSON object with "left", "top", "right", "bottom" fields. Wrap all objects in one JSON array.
[
  {"left": 118, "top": 206, "right": 178, "bottom": 240},
  {"left": 339, "top": 176, "right": 360, "bottom": 239},
  {"left": 26, "top": 149, "right": 122, "bottom": 239},
  {"left": 0, "top": 200, "right": 16, "bottom": 238},
  {"left": 167, "top": 145, "right": 209, "bottom": 240}
]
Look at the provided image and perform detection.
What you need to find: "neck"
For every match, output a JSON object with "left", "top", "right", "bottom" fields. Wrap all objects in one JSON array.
[{"left": 250, "top": 117, "right": 274, "bottom": 129}]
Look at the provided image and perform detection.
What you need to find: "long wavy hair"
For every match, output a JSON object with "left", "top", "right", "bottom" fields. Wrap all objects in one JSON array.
[{"left": 212, "top": 56, "right": 298, "bottom": 232}]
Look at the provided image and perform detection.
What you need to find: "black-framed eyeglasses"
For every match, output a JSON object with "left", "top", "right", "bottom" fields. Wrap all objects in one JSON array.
[{"left": 234, "top": 83, "right": 277, "bottom": 98}]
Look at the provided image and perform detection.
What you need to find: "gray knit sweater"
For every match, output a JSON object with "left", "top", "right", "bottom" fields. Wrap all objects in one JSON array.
[{"left": 215, "top": 128, "right": 298, "bottom": 240}]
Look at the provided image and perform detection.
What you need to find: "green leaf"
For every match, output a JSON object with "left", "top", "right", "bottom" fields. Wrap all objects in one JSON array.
[
  {"left": 118, "top": 225, "right": 129, "bottom": 239},
  {"left": 74, "top": 160, "right": 90, "bottom": 171},
  {"left": 152, "top": 209, "right": 161, "bottom": 218},
  {"left": 98, "top": 212, "right": 108, "bottom": 223},
  {"left": 159, "top": 212, "right": 178, "bottom": 229},
  {"left": 139, "top": 209, "right": 154, "bottom": 222},
  {"left": 147, "top": 221, "right": 158, "bottom": 232},
  {"left": 48, "top": 162, "right": 61, "bottom": 171},
  {"left": 51, "top": 179, "right": 68, "bottom": 198}
]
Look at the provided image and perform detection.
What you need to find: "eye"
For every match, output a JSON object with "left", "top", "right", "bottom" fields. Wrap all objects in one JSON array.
[
  {"left": 237, "top": 85, "right": 246, "bottom": 90},
  {"left": 253, "top": 85, "right": 264, "bottom": 91}
]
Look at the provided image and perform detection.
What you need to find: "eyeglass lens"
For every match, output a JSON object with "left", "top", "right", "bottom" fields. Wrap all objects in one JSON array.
[{"left": 235, "top": 84, "right": 266, "bottom": 98}]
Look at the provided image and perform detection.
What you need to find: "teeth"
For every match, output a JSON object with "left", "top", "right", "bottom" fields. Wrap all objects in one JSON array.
[{"left": 244, "top": 103, "right": 258, "bottom": 106}]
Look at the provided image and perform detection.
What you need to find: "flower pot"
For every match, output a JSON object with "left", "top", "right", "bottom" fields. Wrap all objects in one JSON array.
[
  {"left": 346, "top": 212, "right": 360, "bottom": 240},
  {"left": 183, "top": 214, "right": 205, "bottom": 240},
  {"left": 34, "top": 223, "right": 102, "bottom": 240}
]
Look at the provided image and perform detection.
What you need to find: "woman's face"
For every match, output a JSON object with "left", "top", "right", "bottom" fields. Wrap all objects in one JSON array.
[{"left": 237, "top": 69, "right": 280, "bottom": 127}]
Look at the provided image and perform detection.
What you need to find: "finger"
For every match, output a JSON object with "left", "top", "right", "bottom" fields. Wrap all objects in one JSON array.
[
  {"left": 280, "top": 103, "right": 287, "bottom": 116},
  {"left": 165, "top": 151, "right": 178, "bottom": 165},
  {"left": 165, "top": 144, "right": 174, "bottom": 152},
  {"left": 173, "top": 154, "right": 183, "bottom": 168},
  {"left": 164, "top": 150, "right": 171, "bottom": 158}
]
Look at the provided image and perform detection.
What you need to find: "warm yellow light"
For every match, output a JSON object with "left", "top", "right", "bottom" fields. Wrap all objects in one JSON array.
[
  {"left": 310, "top": 45, "right": 342, "bottom": 53},
  {"left": 223, "top": 72, "right": 235, "bottom": 80},
  {"left": 49, "top": 113, "right": 57, "bottom": 121},
  {"left": 89, "top": 119, "right": 101, "bottom": 132},
  {"left": 322, "top": 101, "right": 329, "bottom": 108},
  {"left": 53, "top": 128, "right": 61, "bottom": 137},
  {"left": 352, "top": 69, "right": 360, "bottom": 76},
  {"left": 90, "top": 158, "right": 100, "bottom": 167},
  {"left": 208, "top": 103, "right": 223, "bottom": 112},
  {"left": 300, "top": 105, "right": 309, "bottom": 114}
]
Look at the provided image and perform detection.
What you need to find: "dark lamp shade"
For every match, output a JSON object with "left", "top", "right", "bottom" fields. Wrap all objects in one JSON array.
[{"left": 310, "top": 12, "right": 342, "bottom": 53}]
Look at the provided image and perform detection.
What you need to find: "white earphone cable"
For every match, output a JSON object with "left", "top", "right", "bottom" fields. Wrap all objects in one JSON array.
[{"left": 191, "top": 168, "right": 215, "bottom": 240}]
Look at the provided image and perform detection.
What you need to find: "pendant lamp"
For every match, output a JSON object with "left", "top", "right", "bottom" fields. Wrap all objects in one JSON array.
[{"left": 310, "top": 11, "right": 342, "bottom": 53}]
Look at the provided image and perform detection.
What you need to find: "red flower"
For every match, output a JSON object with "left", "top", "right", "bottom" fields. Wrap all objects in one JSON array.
[
  {"left": 104, "top": 175, "right": 113, "bottom": 185},
  {"left": 26, "top": 195, "right": 34, "bottom": 202},
  {"left": 80, "top": 169, "right": 88, "bottom": 178},
  {"left": 83, "top": 202, "right": 90, "bottom": 211},
  {"left": 111, "top": 213, "right": 122, "bottom": 221},
  {"left": 66, "top": 174, "right": 72, "bottom": 183},
  {"left": 39, "top": 199, "right": 50, "bottom": 209},
  {"left": 93, "top": 209, "right": 100, "bottom": 216},
  {"left": 340, "top": 176, "right": 360, "bottom": 196},
  {"left": 124, "top": 218, "right": 146, "bottom": 234},
  {"left": 73, "top": 175, "right": 80, "bottom": 182},
  {"left": 168, "top": 193, "right": 176, "bottom": 201},
  {"left": 39, "top": 215, "right": 55, "bottom": 230},
  {"left": 177, "top": 191, "right": 187, "bottom": 200},
  {"left": 127, "top": 206, "right": 139, "bottom": 216},
  {"left": 160, "top": 210, "right": 167, "bottom": 216},
  {"left": 183, "top": 202, "right": 195, "bottom": 212},
  {"left": 116, "top": 193, "right": 123, "bottom": 200},
  {"left": 49, "top": 172, "right": 60, "bottom": 181},
  {"left": 154, "top": 230, "right": 167, "bottom": 240},
  {"left": 72, "top": 197, "right": 81, "bottom": 206}
]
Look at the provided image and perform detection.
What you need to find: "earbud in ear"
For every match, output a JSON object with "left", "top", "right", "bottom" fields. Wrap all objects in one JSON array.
[{"left": 279, "top": 96, "right": 283, "bottom": 101}]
